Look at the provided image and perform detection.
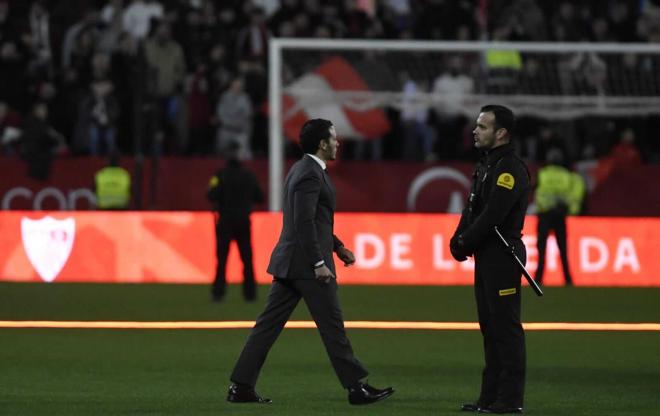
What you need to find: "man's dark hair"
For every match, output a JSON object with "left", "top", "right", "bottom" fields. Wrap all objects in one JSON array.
[
  {"left": 481, "top": 104, "right": 515, "bottom": 138},
  {"left": 299, "top": 118, "right": 333, "bottom": 154}
]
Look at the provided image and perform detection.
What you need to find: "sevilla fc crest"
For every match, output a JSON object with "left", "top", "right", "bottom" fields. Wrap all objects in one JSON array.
[{"left": 21, "top": 216, "right": 76, "bottom": 282}]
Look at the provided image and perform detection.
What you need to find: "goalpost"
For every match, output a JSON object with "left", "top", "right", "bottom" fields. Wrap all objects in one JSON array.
[{"left": 268, "top": 38, "right": 660, "bottom": 211}]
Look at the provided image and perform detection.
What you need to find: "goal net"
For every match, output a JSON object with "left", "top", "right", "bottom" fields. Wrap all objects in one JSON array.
[{"left": 268, "top": 39, "right": 660, "bottom": 210}]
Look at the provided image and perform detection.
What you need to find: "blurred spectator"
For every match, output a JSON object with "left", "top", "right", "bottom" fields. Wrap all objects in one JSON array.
[
  {"left": 0, "top": 0, "right": 657, "bottom": 163},
  {"left": 533, "top": 126, "right": 571, "bottom": 165},
  {"left": 432, "top": 55, "right": 474, "bottom": 159},
  {"left": 0, "top": 40, "right": 29, "bottom": 112},
  {"left": 186, "top": 58, "right": 212, "bottom": 155},
  {"left": 61, "top": 8, "right": 100, "bottom": 70},
  {"left": 110, "top": 31, "right": 138, "bottom": 154},
  {"left": 0, "top": 100, "right": 23, "bottom": 155},
  {"left": 144, "top": 19, "right": 186, "bottom": 154},
  {"left": 19, "top": 101, "right": 67, "bottom": 181},
  {"left": 235, "top": 6, "right": 270, "bottom": 65},
  {"left": 216, "top": 77, "right": 253, "bottom": 159},
  {"left": 269, "top": 0, "right": 302, "bottom": 33},
  {"left": 553, "top": 2, "right": 590, "bottom": 41},
  {"left": 75, "top": 75, "right": 120, "bottom": 156},
  {"left": 23, "top": 0, "right": 53, "bottom": 79},
  {"left": 122, "top": 0, "right": 163, "bottom": 41},
  {"left": 341, "top": 0, "right": 371, "bottom": 38},
  {"left": 609, "top": 127, "right": 642, "bottom": 167},
  {"left": 400, "top": 73, "right": 436, "bottom": 161},
  {"left": 506, "top": 0, "right": 547, "bottom": 41},
  {"left": 567, "top": 52, "right": 608, "bottom": 95}
]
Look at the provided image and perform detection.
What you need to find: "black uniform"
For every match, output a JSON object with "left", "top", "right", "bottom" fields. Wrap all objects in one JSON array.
[
  {"left": 207, "top": 158, "right": 264, "bottom": 301},
  {"left": 450, "top": 142, "right": 530, "bottom": 409}
]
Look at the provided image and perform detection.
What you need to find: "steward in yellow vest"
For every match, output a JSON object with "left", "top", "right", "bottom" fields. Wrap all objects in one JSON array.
[{"left": 94, "top": 154, "right": 131, "bottom": 210}]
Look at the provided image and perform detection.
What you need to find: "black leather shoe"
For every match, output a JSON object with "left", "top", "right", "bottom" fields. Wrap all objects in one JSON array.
[
  {"left": 461, "top": 403, "right": 483, "bottom": 411},
  {"left": 348, "top": 382, "right": 394, "bottom": 405},
  {"left": 478, "top": 404, "right": 523, "bottom": 414},
  {"left": 226, "top": 383, "right": 272, "bottom": 404}
]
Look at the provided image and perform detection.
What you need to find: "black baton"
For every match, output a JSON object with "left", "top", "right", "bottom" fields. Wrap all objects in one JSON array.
[{"left": 494, "top": 226, "right": 543, "bottom": 297}]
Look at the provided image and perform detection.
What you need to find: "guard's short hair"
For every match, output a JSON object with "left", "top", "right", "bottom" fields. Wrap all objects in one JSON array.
[
  {"left": 481, "top": 104, "right": 516, "bottom": 137},
  {"left": 299, "top": 119, "right": 333, "bottom": 154}
]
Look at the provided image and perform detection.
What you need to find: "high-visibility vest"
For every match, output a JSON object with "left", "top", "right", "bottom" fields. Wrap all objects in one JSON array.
[
  {"left": 535, "top": 165, "right": 581, "bottom": 214},
  {"left": 95, "top": 167, "right": 131, "bottom": 209},
  {"left": 568, "top": 172, "right": 586, "bottom": 215},
  {"left": 486, "top": 49, "right": 522, "bottom": 71}
]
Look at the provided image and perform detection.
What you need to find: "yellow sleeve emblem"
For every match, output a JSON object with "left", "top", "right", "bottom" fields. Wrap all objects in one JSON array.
[
  {"left": 496, "top": 173, "right": 515, "bottom": 190},
  {"left": 499, "top": 288, "right": 517, "bottom": 296},
  {"left": 208, "top": 176, "right": 219, "bottom": 188}
]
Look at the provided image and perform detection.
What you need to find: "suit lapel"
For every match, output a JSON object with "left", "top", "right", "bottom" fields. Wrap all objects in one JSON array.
[
  {"left": 303, "top": 155, "right": 336, "bottom": 210},
  {"left": 322, "top": 169, "right": 336, "bottom": 210}
]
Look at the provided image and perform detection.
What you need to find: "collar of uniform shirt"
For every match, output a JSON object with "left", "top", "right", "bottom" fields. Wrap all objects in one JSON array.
[
  {"left": 485, "top": 142, "right": 514, "bottom": 163},
  {"left": 307, "top": 153, "right": 326, "bottom": 170}
]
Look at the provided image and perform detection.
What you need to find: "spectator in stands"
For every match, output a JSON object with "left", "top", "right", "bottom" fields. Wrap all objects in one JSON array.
[
  {"left": 0, "top": 100, "right": 23, "bottom": 155},
  {"left": 206, "top": 43, "right": 233, "bottom": 104},
  {"left": 144, "top": 19, "right": 186, "bottom": 154},
  {"left": 23, "top": 0, "right": 53, "bottom": 80},
  {"left": 341, "top": 0, "right": 371, "bottom": 38},
  {"left": 235, "top": 6, "right": 270, "bottom": 65},
  {"left": 186, "top": 58, "right": 212, "bottom": 155},
  {"left": 432, "top": 55, "right": 474, "bottom": 159},
  {"left": 216, "top": 77, "right": 253, "bottom": 159},
  {"left": 122, "top": 0, "right": 163, "bottom": 41},
  {"left": 19, "top": 101, "right": 67, "bottom": 181},
  {"left": 77, "top": 74, "right": 120, "bottom": 156},
  {"left": 534, "top": 126, "right": 571, "bottom": 165},
  {"left": 61, "top": 8, "right": 100, "bottom": 70},
  {"left": 609, "top": 127, "right": 642, "bottom": 167},
  {"left": 0, "top": 40, "right": 28, "bottom": 113},
  {"left": 110, "top": 31, "right": 138, "bottom": 154},
  {"left": 401, "top": 73, "right": 436, "bottom": 161}
]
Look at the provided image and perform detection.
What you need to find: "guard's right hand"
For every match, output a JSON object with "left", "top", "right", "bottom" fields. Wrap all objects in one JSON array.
[{"left": 314, "top": 265, "right": 335, "bottom": 283}]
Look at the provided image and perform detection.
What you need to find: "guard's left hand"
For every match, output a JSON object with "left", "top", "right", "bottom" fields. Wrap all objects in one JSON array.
[
  {"left": 450, "top": 235, "right": 471, "bottom": 261},
  {"left": 337, "top": 246, "right": 356, "bottom": 267}
]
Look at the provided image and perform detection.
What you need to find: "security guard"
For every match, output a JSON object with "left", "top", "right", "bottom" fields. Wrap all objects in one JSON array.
[
  {"left": 450, "top": 105, "right": 530, "bottom": 414},
  {"left": 534, "top": 149, "right": 585, "bottom": 286},
  {"left": 94, "top": 152, "right": 131, "bottom": 210},
  {"left": 207, "top": 141, "right": 264, "bottom": 301}
]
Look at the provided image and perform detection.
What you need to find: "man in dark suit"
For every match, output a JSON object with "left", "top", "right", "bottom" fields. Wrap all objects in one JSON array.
[{"left": 227, "top": 119, "right": 394, "bottom": 405}]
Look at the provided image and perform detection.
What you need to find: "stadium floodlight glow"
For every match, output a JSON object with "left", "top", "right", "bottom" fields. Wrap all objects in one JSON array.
[{"left": 269, "top": 38, "right": 660, "bottom": 210}]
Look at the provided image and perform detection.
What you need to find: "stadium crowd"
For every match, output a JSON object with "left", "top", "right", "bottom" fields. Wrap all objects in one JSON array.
[{"left": 1, "top": 0, "right": 659, "bottom": 174}]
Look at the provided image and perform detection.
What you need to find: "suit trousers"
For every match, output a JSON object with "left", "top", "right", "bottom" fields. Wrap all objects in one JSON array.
[
  {"left": 474, "top": 240, "right": 526, "bottom": 408},
  {"left": 230, "top": 277, "right": 368, "bottom": 388}
]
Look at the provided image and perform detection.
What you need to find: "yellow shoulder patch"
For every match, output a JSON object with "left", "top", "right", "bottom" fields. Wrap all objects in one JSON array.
[
  {"left": 496, "top": 173, "right": 515, "bottom": 190},
  {"left": 499, "top": 288, "right": 517, "bottom": 296},
  {"left": 208, "top": 176, "right": 220, "bottom": 188}
]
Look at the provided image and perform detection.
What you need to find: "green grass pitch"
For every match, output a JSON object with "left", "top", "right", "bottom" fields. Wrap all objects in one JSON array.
[{"left": 1, "top": 283, "right": 659, "bottom": 415}]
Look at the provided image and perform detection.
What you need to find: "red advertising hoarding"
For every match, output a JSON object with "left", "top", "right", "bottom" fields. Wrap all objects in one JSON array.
[
  {"left": 3, "top": 156, "right": 660, "bottom": 216},
  {"left": 1, "top": 211, "right": 657, "bottom": 286}
]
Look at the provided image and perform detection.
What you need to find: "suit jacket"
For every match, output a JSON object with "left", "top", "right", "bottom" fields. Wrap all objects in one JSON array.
[{"left": 267, "top": 155, "right": 344, "bottom": 279}]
